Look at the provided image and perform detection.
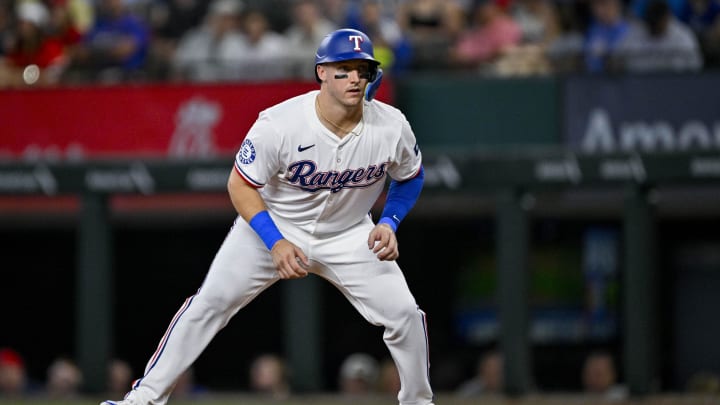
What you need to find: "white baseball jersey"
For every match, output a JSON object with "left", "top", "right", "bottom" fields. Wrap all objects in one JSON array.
[
  {"left": 234, "top": 90, "right": 422, "bottom": 235},
  {"left": 106, "top": 90, "right": 434, "bottom": 405}
]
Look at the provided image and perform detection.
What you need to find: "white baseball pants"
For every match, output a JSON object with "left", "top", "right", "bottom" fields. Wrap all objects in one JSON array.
[{"left": 127, "top": 214, "right": 434, "bottom": 405}]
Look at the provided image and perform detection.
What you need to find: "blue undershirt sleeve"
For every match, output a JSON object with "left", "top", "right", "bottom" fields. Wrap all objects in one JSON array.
[{"left": 378, "top": 166, "right": 424, "bottom": 232}]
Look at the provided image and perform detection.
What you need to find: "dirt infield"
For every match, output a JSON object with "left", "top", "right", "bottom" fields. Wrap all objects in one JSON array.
[{"left": 3, "top": 393, "right": 720, "bottom": 405}]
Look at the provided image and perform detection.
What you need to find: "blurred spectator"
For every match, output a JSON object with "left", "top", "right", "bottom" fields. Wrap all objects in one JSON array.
[
  {"left": 397, "top": 0, "right": 465, "bottom": 70},
  {"left": 319, "top": 0, "right": 361, "bottom": 27},
  {"left": 47, "top": 0, "right": 85, "bottom": 48},
  {"left": 449, "top": 0, "right": 522, "bottom": 73},
  {"left": 430, "top": 356, "right": 465, "bottom": 392},
  {"left": 615, "top": 0, "right": 702, "bottom": 72},
  {"left": 236, "top": 0, "right": 290, "bottom": 32},
  {"left": 349, "top": 0, "right": 413, "bottom": 76},
  {"left": 0, "top": 348, "right": 28, "bottom": 397},
  {"left": 495, "top": 0, "right": 560, "bottom": 76},
  {"left": 0, "top": 1, "right": 12, "bottom": 55},
  {"left": 47, "top": 0, "right": 90, "bottom": 78},
  {"left": 234, "top": 8, "right": 290, "bottom": 81},
  {"left": 397, "top": 0, "right": 465, "bottom": 40},
  {"left": 680, "top": 0, "right": 720, "bottom": 66},
  {"left": 631, "top": 0, "right": 688, "bottom": 19},
  {"left": 63, "top": 0, "right": 94, "bottom": 33},
  {"left": 583, "top": 0, "right": 631, "bottom": 73},
  {"left": 171, "top": 0, "right": 244, "bottom": 82},
  {"left": 149, "top": 0, "right": 209, "bottom": 40},
  {"left": 284, "top": 0, "right": 336, "bottom": 80},
  {"left": 146, "top": 0, "right": 210, "bottom": 79},
  {"left": 546, "top": 1, "right": 588, "bottom": 73},
  {"left": 681, "top": 0, "right": 720, "bottom": 29},
  {"left": 1, "top": 1, "right": 67, "bottom": 87},
  {"left": 686, "top": 371, "right": 720, "bottom": 394},
  {"left": 249, "top": 353, "right": 289, "bottom": 399},
  {"left": 45, "top": 357, "right": 83, "bottom": 399},
  {"left": 511, "top": 0, "right": 560, "bottom": 45},
  {"left": 69, "top": 0, "right": 150, "bottom": 83},
  {"left": 107, "top": 359, "right": 133, "bottom": 398},
  {"left": 171, "top": 366, "right": 207, "bottom": 399},
  {"left": 338, "top": 352, "right": 379, "bottom": 396},
  {"left": 582, "top": 351, "right": 628, "bottom": 401},
  {"left": 377, "top": 357, "right": 401, "bottom": 395},
  {"left": 455, "top": 349, "right": 503, "bottom": 397}
]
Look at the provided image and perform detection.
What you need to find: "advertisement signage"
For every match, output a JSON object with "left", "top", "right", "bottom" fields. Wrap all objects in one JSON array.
[
  {"left": 1, "top": 82, "right": 392, "bottom": 160},
  {"left": 564, "top": 75, "right": 720, "bottom": 154}
]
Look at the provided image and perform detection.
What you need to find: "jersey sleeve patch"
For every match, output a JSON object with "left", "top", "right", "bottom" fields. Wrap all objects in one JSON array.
[
  {"left": 234, "top": 138, "right": 263, "bottom": 187},
  {"left": 237, "top": 139, "right": 256, "bottom": 164}
]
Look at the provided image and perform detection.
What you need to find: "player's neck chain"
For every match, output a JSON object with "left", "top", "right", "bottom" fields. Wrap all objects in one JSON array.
[{"left": 315, "top": 97, "right": 364, "bottom": 137}]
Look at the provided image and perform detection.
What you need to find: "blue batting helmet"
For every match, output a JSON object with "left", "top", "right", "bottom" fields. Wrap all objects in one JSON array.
[{"left": 314, "top": 28, "right": 380, "bottom": 82}]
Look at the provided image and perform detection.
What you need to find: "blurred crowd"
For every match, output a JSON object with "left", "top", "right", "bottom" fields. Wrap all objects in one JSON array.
[
  {"left": 0, "top": 347, "right": 398, "bottom": 400},
  {"left": 0, "top": 347, "right": 285, "bottom": 400},
  {"left": 3, "top": 346, "right": 720, "bottom": 400},
  {"left": 0, "top": 0, "right": 718, "bottom": 88}
]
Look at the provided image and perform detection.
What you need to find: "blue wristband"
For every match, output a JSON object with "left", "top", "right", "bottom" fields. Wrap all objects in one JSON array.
[{"left": 248, "top": 210, "right": 284, "bottom": 250}]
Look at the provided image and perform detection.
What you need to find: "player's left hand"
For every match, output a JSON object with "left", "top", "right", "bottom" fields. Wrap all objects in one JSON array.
[{"left": 368, "top": 223, "right": 399, "bottom": 261}]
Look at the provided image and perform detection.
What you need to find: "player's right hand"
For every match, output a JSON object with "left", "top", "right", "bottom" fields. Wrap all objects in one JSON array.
[{"left": 270, "top": 239, "right": 310, "bottom": 279}]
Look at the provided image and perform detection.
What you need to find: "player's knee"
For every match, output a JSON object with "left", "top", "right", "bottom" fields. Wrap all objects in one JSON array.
[{"left": 386, "top": 300, "right": 420, "bottom": 324}]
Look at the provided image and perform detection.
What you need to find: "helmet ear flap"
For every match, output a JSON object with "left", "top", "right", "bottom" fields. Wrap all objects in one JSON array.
[
  {"left": 367, "top": 64, "right": 378, "bottom": 82},
  {"left": 358, "top": 63, "right": 378, "bottom": 81},
  {"left": 364, "top": 68, "right": 383, "bottom": 101}
]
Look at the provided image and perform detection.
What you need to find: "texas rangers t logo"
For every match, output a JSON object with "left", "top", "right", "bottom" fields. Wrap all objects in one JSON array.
[{"left": 349, "top": 35, "right": 363, "bottom": 51}]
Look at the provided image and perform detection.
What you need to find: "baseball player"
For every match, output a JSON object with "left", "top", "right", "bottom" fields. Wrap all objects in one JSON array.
[{"left": 102, "top": 28, "right": 434, "bottom": 405}]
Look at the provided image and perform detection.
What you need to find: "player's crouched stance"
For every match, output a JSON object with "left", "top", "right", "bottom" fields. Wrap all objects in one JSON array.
[{"left": 102, "top": 28, "right": 435, "bottom": 405}]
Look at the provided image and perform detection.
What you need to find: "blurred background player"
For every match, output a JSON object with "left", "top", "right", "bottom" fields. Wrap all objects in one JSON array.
[
  {"left": 45, "top": 357, "right": 83, "bottom": 399},
  {"left": 456, "top": 349, "right": 504, "bottom": 397},
  {"left": 107, "top": 359, "right": 133, "bottom": 399},
  {"left": 248, "top": 353, "right": 290, "bottom": 399},
  {"left": 338, "top": 352, "right": 379, "bottom": 396},
  {"left": 581, "top": 350, "right": 628, "bottom": 401},
  {"left": 170, "top": 367, "right": 207, "bottom": 399},
  {"left": 0, "top": 348, "right": 28, "bottom": 397},
  {"left": 377, "top": 357, "right": 402, "bottom": 395}
]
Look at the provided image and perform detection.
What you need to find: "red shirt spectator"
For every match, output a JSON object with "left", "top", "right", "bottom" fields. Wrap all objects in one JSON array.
[
  {"left": 451, "top": 0, "right": 522, "bottom": 67},
  {"left": 8, "top": 38, "right": 65, "bottom": 68},
  {"left": 0, "top": 348, "right": 27, "bottom": 396},
  {"left": 49, "top": 0, "right": 84, "bottom": 48},
  {"left": 6, "top": 1, "right": 66, "bottom": 69}
]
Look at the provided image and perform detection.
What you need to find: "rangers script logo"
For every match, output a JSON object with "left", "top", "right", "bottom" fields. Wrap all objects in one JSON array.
[{"left": 286, "top": 160, "right": 387, "bottom": 193}]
